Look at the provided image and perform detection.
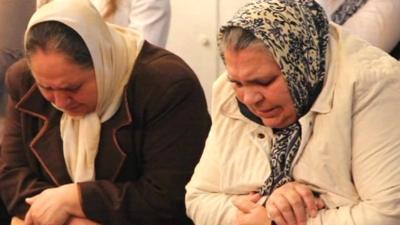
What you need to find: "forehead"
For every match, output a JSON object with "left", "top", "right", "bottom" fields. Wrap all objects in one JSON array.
[
  {"left": 30, "top": 49, "right": 94, "bottom": 86},
  {"left": 224, "top": 46, "right": 281, "bottom": 80}
]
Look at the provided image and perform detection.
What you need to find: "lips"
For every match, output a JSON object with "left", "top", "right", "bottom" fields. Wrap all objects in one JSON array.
[
  {"left": 64, "top": 104, "right": 81, "bottom": 112},
  {"left": 256, "top": 107, "right": 280, "bottom": 118}
]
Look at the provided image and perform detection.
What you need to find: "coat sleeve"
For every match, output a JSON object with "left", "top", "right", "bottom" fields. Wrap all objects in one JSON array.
[
  {"left": 185, "top": 126, "right": 238, "bottom": 225},
  {"left": 185, "top": 74, "right": 238, "bottom": 225},
  {"left": 0, "top": 59, "right": 54, "bottom": 218},
  {"left": 77, "top": 53, "right": 211, "bottom": 225}
]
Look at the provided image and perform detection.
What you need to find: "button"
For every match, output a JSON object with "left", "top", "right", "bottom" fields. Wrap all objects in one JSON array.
[{"left": 257, "top": 133, "right": 265, "bottom": 139}]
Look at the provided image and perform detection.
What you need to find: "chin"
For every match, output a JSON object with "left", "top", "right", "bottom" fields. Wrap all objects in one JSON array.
[
  {"left": 262, "top": 118, "right": 289, "bottom": 129},
  {"left": 65, "top": 110, "right": 87, "bottom": 118}
]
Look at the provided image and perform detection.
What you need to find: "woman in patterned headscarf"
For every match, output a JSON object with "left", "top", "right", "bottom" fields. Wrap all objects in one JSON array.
[{"left": 185, "top": 0, "right": 400, "bottom": 225}]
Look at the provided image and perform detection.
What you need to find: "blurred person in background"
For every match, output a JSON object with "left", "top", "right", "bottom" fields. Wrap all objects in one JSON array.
[
  {"left": 316, "top": 0, "right": 400, "bottom": 58},
  {"left": 37, "top": 0, "right": 171, "bottom": 47}
]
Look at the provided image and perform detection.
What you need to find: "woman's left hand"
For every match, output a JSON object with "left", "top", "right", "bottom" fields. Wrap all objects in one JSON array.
[
  {"left": 25, "top": 184, "right": 84, "bottom": 225},
  {"left": 233, "top": 193, "right": 271, "bottom": 225},
  {"left": 265, "top": 181, "right": 325, "bottom": 225}
]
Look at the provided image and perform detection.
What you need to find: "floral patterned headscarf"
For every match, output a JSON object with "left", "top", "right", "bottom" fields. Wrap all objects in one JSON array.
[{"left": 218, "top": 0, "right": 329, "bottom": 197}]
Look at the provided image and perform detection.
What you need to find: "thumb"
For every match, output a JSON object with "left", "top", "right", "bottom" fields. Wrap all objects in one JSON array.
[
  {"left": 25, "top": 195, "right": 38, "bottom": 205},
  {"left": 233, "top": 196, "right": 257, "bottom": 213}
]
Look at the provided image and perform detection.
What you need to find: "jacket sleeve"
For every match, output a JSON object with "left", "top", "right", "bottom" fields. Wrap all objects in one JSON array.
[
  {"left": 307, "top": 53, "right": 400, "bottom": 224},
  {"left": 77, "top": 53, "right": 211, "bottom": 225},
  {"left": 185, "top": 74, "right": 238, "bottom": 225},
  {"left": 185, "top": 125, "right": 238, "bottom": 225},
  {"left": 0, "top": 59, "right": 54, "bottom": 218}
]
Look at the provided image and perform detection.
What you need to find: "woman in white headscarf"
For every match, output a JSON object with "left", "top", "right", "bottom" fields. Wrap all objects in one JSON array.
[
  {"left": 0, "top": 0, "right": 210, "bottom": 224},
  {"left": 185, "top": 0, "right": 400, "bottom": 225}
]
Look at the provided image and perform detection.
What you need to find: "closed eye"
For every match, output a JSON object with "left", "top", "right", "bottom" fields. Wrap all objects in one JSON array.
[
  {"left": 254, "top": 76, "right": 276, "bottom": 86},
  {"left": 228, "top": 78, "right": 243, "bottom": 88},
  {"left": 37, "top": 83, "right": 81, "bottom": 93}
]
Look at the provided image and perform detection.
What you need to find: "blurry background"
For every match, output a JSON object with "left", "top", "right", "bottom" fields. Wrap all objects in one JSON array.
[{"left": 166, "top": 0, "right": 248, "bottom": 108}]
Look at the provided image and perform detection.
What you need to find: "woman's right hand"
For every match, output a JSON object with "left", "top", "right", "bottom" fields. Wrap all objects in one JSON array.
[{"left": 265, "top": 182, "right": 325, "bottom": 225}]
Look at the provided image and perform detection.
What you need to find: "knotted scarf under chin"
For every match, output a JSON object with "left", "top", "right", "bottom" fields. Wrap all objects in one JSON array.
[{"left": 259, "top": 122, "right": 301, "bottom": 196}]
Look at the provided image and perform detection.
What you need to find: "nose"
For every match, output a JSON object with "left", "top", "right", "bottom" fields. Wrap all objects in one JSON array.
[
  {"left": 51, "top": 91, "right": 71, "bottom": 109},
  {"left": 241, "top": 88, "right": 263, "bottom": 106}
]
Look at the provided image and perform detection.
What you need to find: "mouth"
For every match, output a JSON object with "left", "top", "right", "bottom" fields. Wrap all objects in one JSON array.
[
  {"left": 255, "top": 107, "right": 280, "bottom": 118},
  {"left": 64, "top": 104, "right": 82, "bottom": 112}
]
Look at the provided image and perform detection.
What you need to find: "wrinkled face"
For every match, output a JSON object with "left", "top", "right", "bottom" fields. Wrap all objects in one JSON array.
[
  {"left": 30, "top": 49, "right": 97, "bottom": 117},
  {"left": 224, "top": 46, "right": 297, "bottom": 128}
]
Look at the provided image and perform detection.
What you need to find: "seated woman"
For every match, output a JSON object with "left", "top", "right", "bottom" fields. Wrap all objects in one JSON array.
[
  {"left": 0, "top": 0, "right": 210, "bottom": 224},
  {"left": 186, "top": 0, "right": 400, "bottom": 225}
]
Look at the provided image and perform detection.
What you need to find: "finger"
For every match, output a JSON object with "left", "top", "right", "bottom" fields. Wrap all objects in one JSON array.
[
  {"left": 294, "top": 184, "right": 318, "bottom": 217},
  {"left": 272, "top": 194, "right": 297, "bottom": 225},
  {"left": 248, "top": 193, "right": 262, "bottom": 203},
  {"left": 25, "top": 195, "right": 38, "bottom": 205},
  {"left": 284, "top": 189, "right": 307, "bottom": 225},
  {"left": 233, "top": 197, "right": 257, "bottom": 213},
  {"left": 315, "top": 198, "right": 325, "bottom": 209},
  {"left": 267, "top": 202, "right": 288, "bottom": 225}
]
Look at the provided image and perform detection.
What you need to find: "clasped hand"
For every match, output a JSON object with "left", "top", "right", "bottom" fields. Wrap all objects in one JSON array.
[
  {"left": 24, "top": 184, "right": 83, "bottom": 225},
  {"left": 233, "top": 181, "right": 325, "bottom": 225}
]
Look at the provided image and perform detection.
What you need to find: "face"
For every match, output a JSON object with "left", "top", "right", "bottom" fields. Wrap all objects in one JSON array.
[
  {"left": 224, "top": 46, "right": 297, "bottom": 128},
  {"left": 29, "top": 49, "right": 97, "bottom": 117}
]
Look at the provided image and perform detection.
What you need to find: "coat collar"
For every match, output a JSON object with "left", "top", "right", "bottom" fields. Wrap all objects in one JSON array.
[{"left": 16, "top": 83, "right": 132, "bottom": 185}]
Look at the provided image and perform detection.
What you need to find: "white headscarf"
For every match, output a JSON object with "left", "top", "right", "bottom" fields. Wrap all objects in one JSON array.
[{"left": 26, "top": 0, "right": 144, "bottom": 182}]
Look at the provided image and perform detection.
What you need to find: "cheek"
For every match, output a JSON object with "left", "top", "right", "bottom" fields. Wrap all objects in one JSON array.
[
  {"left": 233, "top": 87, "right": 244, "bottom": 101},
  {"left": 272, "top": 80, "right": 293, "bottom": 104},
  {"left": 75, "top": 83, "right": 97, "bottom": 106}
]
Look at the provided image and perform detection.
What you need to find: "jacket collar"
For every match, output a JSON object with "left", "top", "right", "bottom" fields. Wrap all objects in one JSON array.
[{"left": 16, "top": 83, "right": 132, "bottom": 185}]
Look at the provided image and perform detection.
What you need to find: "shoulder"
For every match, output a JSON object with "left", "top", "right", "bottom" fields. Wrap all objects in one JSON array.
[
  {"left": 332, "top": 24, "right": 400, "bottom": 85},
  {"left": 5, "top": 58, "right": 35, "bottom": 102},
  {"left": 132, "top": 42, "right": 198, "bottom": 87},
  {"left": 127, "top": 42, "right": 207, "bottom": 114}
]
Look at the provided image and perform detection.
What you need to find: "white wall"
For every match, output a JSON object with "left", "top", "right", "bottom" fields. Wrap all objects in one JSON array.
[
  {"left": 166, "top": 0, "right": 249, "bottom": 109},
  {"left": 166, "top": 0, "right": 219, "bottom": 109}
]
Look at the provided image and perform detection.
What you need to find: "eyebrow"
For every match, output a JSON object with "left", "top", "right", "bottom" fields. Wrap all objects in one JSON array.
[
  {"left": 228, "top": 75, "right": 276, "bottom": 86},
  {"left": 36, "top": 83, "right": 81, "bottom": 91}
]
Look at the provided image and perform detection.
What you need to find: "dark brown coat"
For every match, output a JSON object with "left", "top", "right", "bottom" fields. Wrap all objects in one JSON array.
[{"left": 0, "top": 42, "right": 211, "bottom": 225}]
